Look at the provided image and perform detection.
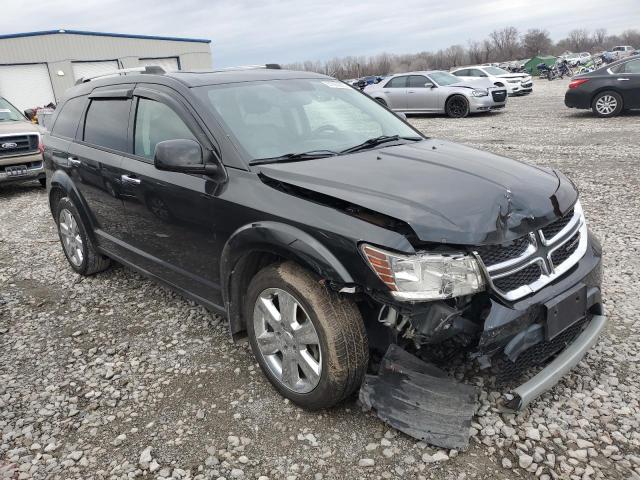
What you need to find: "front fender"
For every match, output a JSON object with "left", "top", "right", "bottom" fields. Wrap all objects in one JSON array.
[{"left": 220, "top": 221, "right": 355, "bottom": 337}]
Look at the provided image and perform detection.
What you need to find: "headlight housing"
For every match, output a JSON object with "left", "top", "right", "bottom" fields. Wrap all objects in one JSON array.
[
  {"left": 361, "top": 244, "right": 485, "bottom": 301},
  {"left": 471, "top": 89, "right": 489, "bottom": 97}
]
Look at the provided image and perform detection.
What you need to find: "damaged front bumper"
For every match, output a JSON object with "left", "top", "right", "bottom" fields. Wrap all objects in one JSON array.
[
  {"left": 360, "top": 233, "right": 605, "bottom": 446},
  {"left": 503, "top": 312, "right": 606, "bottom": 410}
]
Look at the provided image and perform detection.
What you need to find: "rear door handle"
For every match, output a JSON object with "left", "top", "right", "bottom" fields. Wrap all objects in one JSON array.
[
  {"left": 121, "top": 174, "right": 141, "bottom": 185},
  {"left": 617, "top": 78, "right": 630, "bottom": 81},
  {"left": 67, "top": 156, "right": 81, "bottom": 166}
]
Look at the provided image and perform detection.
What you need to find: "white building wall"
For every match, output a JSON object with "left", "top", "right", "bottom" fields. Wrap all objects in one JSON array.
[{"left": 0, "top": 31, "right": 213, "bottom": 103}]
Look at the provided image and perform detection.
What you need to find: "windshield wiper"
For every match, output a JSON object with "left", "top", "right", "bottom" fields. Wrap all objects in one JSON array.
[
  {"left": 340, "top": 135, "right": 422, "bottom": 154},
  {"left": 249, "top": 150, "right": 339, "bottom": 165}
]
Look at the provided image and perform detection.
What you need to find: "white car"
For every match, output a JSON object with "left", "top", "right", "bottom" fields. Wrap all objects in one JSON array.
[
  {"left": 451, "top": 65, "right": 533, "bottom": 96},
  {"left": 610, "top": 46, "right": 636, "bottom": 59},
  {"left": 563, "top": 52, "right": 592, "bottom": 67}
]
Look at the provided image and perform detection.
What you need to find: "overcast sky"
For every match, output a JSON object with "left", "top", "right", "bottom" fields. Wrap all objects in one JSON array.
[{"left": 2, "top": 0, "right": 639, "bottom": 67}]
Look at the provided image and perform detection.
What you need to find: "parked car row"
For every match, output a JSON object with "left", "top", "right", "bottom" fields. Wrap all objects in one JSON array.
[
  {"left": 363, "top": 70, "right": 509, "bottom": 117},
  {"left": 450, "top": 65, "right": 533, "bottom": 96}
]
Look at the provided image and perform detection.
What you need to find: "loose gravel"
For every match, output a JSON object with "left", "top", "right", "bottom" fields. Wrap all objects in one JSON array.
[{"left": 1, "top": 78, "right": 639, "bottom": 480}]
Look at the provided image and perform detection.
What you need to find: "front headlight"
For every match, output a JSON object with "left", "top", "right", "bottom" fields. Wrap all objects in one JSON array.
[
  {"left": 471, "top": 89, "right": 489, "bottom": 97},
  {"left": 361, "top": 244, "right": 485, "bottom": 301}
]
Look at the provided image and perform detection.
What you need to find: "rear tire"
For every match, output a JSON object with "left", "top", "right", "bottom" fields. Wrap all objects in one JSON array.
[
  {"left": 592, "top": 91, "right": 623, "bottom": 118},
  {"left": 245, "top": 261, "right": 368, "bottom": 409},
  {"left": 445, "top": 95, "right": 470, "bottom": 118},
  {"left": 39, "top": 177, "right": 46, "bottom": 188},
  {"left": 56, "top": 197, "right": 111, "bottom": 275}
]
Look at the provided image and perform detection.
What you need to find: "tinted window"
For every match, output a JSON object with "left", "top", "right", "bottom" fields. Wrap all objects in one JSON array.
[
  {"left": 622, "top": 59, "right": 640, "bottom": 73},
  {"left": 52, "top": 96, "right": 86, "bottom": 139},
  {"left": 83, "top": 99, "right": 131, "bottom": 152},
  {"left": 453, "top": 69, "right": 468, "bottom": 76},
  {"left": 134, "top": 98, "right": 196, "bottom": 159},
  {"left": 385, "top": 76, "right": 408, "bottom": 88},
  {"left": 408, "top": 75, "right": 430, "bottom": 88}
]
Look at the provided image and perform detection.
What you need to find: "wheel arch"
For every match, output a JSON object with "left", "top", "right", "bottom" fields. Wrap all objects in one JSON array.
[
  {"left": 221, "top": 222, "right": 355, "bottom": 339},
  {"left": 591, "top": 87, "right": 625, "bottom": 107},
  {"left": 48, "top": 169, "right": 98, "bottom": 243}
]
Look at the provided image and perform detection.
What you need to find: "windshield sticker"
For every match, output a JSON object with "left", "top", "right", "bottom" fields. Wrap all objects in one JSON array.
[{"left": 322, "top": 81, "right": 350, "bottom": 89}]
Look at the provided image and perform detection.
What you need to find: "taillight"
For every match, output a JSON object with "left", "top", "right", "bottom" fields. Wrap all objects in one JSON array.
[{"left": 569, "top": 79, "right": 589, "bottom": 89}]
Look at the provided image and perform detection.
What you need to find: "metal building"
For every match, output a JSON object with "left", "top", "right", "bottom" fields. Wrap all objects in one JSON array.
[{"left": 0, "top": 29, "right": 213, "bottom": 111}]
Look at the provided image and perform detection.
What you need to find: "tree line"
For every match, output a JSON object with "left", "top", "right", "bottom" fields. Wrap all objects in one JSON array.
[{"left": 284, "top": 27, "right": 640, "bottom": 79}]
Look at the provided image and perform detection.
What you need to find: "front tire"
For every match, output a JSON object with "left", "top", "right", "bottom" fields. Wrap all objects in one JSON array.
[
  {"left": 56, "top": 197, "right": 111, "bottom": 275},
  {"left": 245, "top": 262, "right": 368, "bottom": 409},
  {"left": 445, "top": 95, "right": 470, "bottom": 118},
  {"left": 592, "top": 91, "right": 623, "bottom": 117}
]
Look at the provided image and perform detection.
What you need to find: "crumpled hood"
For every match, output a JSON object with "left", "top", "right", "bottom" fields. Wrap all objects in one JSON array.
[{"left": 258, "top": 139, "right": 578, "bottom": 246}]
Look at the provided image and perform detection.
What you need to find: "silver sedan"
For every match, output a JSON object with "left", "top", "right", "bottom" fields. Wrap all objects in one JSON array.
[{"left": 363, "top": 71, "right": 507, "bottom": 118}]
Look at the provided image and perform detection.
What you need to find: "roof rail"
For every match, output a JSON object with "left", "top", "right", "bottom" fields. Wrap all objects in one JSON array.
[
  {"left": 75, "top": 65, "right": 166, "bottom": 85},
  {"left": 217, "top": 63, "right": 281, "bottom": 72}
]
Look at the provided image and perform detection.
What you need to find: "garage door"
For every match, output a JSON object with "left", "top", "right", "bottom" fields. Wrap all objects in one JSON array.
[
  {"left": 139, "top": 57, "right": 180, "bottom": 72},
  {"left": 72, "top": 61, "right": 120, "bottom": 82},
  {"left": 0, "top": 64, "right": 56, "bottom": 112}
]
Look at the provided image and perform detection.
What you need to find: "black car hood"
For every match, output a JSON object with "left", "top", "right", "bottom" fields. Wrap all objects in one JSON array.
[{"left": 257, "top": 139, "right": 578, "bottom": 246}]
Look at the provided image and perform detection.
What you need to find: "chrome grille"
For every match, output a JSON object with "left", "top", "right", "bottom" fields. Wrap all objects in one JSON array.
[
  {"left": 0, "top": 134, "right": 39, "bottom": 157},
  {"left": 476, "top": 201, "right": 588, "bottom": 301}
]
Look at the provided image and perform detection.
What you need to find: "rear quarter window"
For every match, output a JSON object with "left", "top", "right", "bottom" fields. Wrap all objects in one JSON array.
[
  {"left": 51, "top": 96, "right": 86, "bottom": 139},
  {"left": 83, "top": 99, "right": 132, "bottom": 152}
]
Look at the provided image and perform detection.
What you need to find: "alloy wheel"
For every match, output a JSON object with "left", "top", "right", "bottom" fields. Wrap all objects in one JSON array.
[
  {"left": 253, "top": 288, "right": 322, "bottom": 393},
  {"left": 595, "top": 95, "right": 617, "bottom": 115},
  {"left": 59, "top": 208, "right": 84, "bottom": 267},
  {"left": 449, "top": 98, "right": 467, "bottom": 117}
]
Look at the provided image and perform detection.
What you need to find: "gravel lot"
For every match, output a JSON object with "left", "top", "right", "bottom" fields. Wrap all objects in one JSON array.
[{"left": 1, "top": 78, "right": 639, "bottom": 480}]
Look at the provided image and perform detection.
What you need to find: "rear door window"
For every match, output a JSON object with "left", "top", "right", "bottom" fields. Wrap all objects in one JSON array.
[
  {"left": 622, "top": 59, "right": 640, "bottom": 73},
  {"left": 385, "top": 76, "right": 408, "bottom": 88},
  {"left": 453, "top": 69, "right": 469, "bottom": 76},
  {"left": 83, "top": 99, "right": 132, "bottom": 152},
  {"left": 52, "top": 96, "right": 86, "bottom": 139}
]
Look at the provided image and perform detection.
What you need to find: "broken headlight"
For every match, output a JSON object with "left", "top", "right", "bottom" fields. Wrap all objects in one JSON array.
[{"left": 361, "top": 244, "right": 485, "bottom": 301}]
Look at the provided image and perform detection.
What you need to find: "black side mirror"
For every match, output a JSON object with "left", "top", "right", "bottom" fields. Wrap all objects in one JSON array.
[{"left": 154, "top": 139, "right": 220, "bottom": 177}]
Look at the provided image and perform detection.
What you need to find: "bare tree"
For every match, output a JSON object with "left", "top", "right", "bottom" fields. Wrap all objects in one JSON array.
[
  {"left": 489, "top": 26, "right": 520, "bottom": 60},
  {"left": 482, "top": 39, "right": 493, "bottom": 63},
  {"left": 620, "top": 29, "right": 640, "bottom": 48},
  {"left": 467, "top": 40, "right": 483, "bottom": 64},
  {"left": 592, "top": 28, "right": 607, "bottom": 49},
  {"left": 522, "top": 29, "right": 553, "bottom": 57},
  {"left": 566, "top": 29, "right": 592, "bottom": 52}
]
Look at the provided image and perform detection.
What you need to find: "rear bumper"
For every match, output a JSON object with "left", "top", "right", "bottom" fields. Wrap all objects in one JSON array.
[{"left": 565, "top": 89, "right": 591, "bottom": 109}]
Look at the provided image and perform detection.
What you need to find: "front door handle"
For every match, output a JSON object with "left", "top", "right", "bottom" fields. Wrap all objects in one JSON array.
[
  {"left": 121, "top": 174, "right": 141, "bottom": 185},
  {"left": 67, "top": 156, "right": 81, "bottom": 166}
]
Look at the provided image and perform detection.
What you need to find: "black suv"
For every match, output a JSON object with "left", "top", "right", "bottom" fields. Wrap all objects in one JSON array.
[{"left": 44, "top": 66, "right": 604, "bottom": 411}]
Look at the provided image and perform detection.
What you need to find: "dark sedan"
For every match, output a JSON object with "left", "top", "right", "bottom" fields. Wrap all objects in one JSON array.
[{"left": 565, "top": 55, "right": 640, "bottom": 117}]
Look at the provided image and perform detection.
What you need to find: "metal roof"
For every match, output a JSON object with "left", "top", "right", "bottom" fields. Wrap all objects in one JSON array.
[{"left": 0, "top": 29, "right": 211, "bottom": 44}]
